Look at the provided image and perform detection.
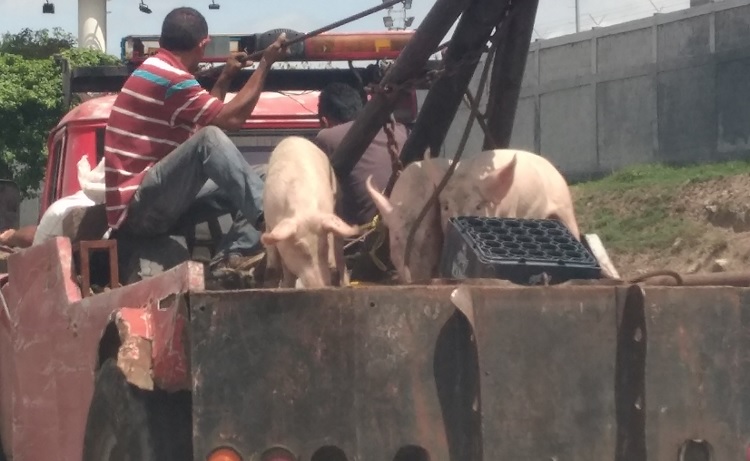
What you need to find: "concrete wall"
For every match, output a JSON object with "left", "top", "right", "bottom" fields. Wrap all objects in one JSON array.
[{"left": 440, "top": 0, "right": 750, "bottom": 181}]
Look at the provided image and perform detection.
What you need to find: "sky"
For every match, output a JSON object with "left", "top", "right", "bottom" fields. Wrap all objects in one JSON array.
[{"left": 0, "top": 0, "right": 689, "bottom": 57}]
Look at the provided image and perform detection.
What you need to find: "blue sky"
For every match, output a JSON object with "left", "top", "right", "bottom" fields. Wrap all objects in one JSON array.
[{"left": 1, "top": 0, "right": 688, "bottom": 57}]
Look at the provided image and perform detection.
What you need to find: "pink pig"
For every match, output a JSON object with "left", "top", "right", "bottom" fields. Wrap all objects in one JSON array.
[
  {"left": 425, "top": 149, "right": 581, "bottom": 240},
  {"left": 366, "top": 154, "right": 452, "bottom": 283},
  {"left": 261, "top": 136, "right": 362, "bottom": 288}
]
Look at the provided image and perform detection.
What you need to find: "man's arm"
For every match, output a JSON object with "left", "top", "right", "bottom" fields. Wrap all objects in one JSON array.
[
  {"left": 209, "top": 52, "right": 248, "bottom": 101},
  {"left": 211, "top": 34, "right": 288, "bottom": 131},
  {"left": 0, "top": 226, "right": 36, "bottom": 249},
  {"left": 209, "top": 74, "right": 231, "bottom": 102}
]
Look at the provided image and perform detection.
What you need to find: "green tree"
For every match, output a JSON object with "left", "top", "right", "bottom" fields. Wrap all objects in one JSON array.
[
  {"left": 0, "top": 29, "right": 121, "bottom": 197},
  {"left": 0, "top": 27, "right": 76, "bottom": 59}
]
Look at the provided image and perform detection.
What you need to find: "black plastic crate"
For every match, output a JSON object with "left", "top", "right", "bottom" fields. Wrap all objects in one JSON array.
[{"left": 439, "top": 216, "right": 601, "bottom": 284}]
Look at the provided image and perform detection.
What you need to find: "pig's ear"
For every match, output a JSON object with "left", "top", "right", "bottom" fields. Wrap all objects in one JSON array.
[
  {"left": 365, "top": 175, "right": 394, "bottom": 218},
  {"left": 482, "top": 153, "right": 518, "bottom": 200},
  {"left": 261, "top": 218, "right": 298, "bottom": 246},
  {"left": 320, "top": 214, "right": 362, "bottom": 238}
]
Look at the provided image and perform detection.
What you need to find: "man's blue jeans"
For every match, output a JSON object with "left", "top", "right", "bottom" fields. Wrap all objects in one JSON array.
[{"left": 117, "top": 126, "right": 265, "bottom": 264}]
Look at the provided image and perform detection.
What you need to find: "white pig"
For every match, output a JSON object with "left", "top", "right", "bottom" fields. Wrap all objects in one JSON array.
[
  {"left": 366, "top": 154, "right": 452, "bottom": 283},
  {"left": 261, "top": 136, "right": 362, "bottom": 288},
  {"left": 425, "top": 149, "right": 581, "bottom": 240}
]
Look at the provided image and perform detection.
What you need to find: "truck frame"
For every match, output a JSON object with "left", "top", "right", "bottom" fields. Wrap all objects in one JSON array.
[{"left": 1, "top": 1, "right": 747, "bottom": 460}]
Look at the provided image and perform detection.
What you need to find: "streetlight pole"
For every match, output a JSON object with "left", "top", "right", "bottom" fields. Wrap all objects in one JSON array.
[
  {"left": 575, "top": 0, "right": 580, "bottom": 32},
  {"left": 78, "top": 0, "right": 107, "bottom": 51}
]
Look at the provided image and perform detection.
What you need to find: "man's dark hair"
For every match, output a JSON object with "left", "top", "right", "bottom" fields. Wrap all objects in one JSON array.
[
  {"left": 318, "top": 83, "right": 365, "bottom": 123},
  {"left": 159, "top": 7, "right": 209, "bottom": 52}
]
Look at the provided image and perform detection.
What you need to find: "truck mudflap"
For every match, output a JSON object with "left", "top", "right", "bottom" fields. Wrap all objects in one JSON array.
[{"left": 188, "top": 284, "right": 750, "bottom": 461}]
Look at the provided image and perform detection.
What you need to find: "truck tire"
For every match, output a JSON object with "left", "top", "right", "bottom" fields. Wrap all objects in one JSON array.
[{"left": 82, "top": 359, "right": 192, "bottom": 461}]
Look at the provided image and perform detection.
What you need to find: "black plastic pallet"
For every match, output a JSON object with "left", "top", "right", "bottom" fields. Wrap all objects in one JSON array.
[{"left": 439, "top": 216, "right": 601, "bottom": 284}]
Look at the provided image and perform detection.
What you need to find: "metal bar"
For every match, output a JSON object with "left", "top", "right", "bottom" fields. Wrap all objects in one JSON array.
[
  {"left": 462, "top": 90, "right": 497, "bottom": 148},
  {"left": 638, "top": 271, "right": 750, "bottom": 287},
  {"left": 79, "top": 242, "right": 91, "bottom": 298},
  {"left": 398, "top": 0, "right": 512, "bottom": 165},
  {"left": 331, "top": 0, "right": 471, "bottom": 177},
  {"left": 483, "top": 0, "right": 540, "bottom": 149},
  {"left": 107, "top": 241, "right": 120, "bottom": 290}
]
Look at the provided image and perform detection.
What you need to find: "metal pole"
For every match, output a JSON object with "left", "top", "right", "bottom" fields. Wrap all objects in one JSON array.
[
  {"left": 482, "top": 0, "right": 540, "bottom": 150},
  {"left": 575, "top": 0, "right": 580, "bottom": 32}
]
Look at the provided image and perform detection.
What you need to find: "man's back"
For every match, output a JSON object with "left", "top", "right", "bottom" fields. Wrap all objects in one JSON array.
[
  {"left": 104, "top": 50, "right": 222, "bottom": 228},
  {"left": 315, "top": 121, "right": 408, "bottom": 226}
]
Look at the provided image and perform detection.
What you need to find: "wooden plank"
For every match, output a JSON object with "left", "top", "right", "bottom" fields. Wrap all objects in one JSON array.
[
  {"left": 483, "top": 0, "right": 540, "bottom": 149},
  {"left": 330, "top": 0, "right": 471, "bottom": 177},
  {"left": 399, "top": 0, "right": 512, "bottom": 165},
  {"left": 584, "top": 233, "right": 621, "bottom": 280}
]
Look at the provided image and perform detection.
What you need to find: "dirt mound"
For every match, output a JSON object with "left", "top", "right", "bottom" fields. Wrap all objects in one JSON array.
[{"left": 573, "top": 168, "right": 750, "bottom": 279}]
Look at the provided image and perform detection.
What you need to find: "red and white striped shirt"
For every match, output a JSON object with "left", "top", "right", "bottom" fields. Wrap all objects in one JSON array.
[{"left": 104, "top": 49, "right": 223, "bottom": 228}]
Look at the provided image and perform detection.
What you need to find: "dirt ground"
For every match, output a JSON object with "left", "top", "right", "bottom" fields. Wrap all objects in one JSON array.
[{"left": 573, "top": 172, "right": 750, "bottom": 279}]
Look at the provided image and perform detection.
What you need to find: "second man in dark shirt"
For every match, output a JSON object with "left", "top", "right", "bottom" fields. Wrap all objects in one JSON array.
[{"left": 314, "top": 83, "right": 408, "bottom": 226}]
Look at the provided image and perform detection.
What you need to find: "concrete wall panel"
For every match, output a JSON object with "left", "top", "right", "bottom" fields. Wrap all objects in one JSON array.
[
  {"left": 509, "top": 97, "right": 537, "bottom": 152},
  {"left": 716, "top": 57, "right": 750, "bottom": 158},
  {"left": 657, "top": 64, "right": 716, "bottom": 163},
  {"left": 539, "top": 41, "right": 592, "bottom": 85},
  {"left": 715, "top": 4, "right": 750, "bottom": 52},
  {"left": 521, "top": 49, "right": 538, "bottom": 88},
  {"left": 597, "top": 76, "right": 657, "bottom": 171},
  {"left": 657, "top": 15, "right": 711, "bottom": 62},
  {"left": 540, "top": 86, "right": 596, "bottom": 179},
  {"left": 597, "top": 28, "right": 653, "bottom": 73}
]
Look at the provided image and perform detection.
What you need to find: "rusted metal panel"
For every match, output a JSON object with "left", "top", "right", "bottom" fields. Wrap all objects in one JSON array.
[
  {"left": 0, "top": 237, "right": 202, "bottom": 461},
  {"left": 190, "top": 287, "right": 463, "bottom": 461},
  {"left": 640, "top": 287, "right": 750, "bottom": 460},
  {"left": 460, "top": 285, "right": 624, "bottom": 461},
  {"left": 189, "top": 285, "right": 632, "bottom": 461},
  {"left": 116, "top": 293, "right": 192, "bottom": 392}
]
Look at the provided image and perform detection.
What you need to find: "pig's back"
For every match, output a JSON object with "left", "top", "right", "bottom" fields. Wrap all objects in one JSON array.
[
  {"left": 265, "top": 136, "right": 336, "bottom": 215},
  {"left": 391, "top": 158, "right": 451, "bottom": 212},
  {"left": 476, "top": 149, "right": 570, "bottom": 214}
]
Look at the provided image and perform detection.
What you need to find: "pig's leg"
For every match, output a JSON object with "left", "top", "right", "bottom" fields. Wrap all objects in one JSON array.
[
  {"left": 550, "top": 210, "right": 581, "bottom": 241},
  {"left": 263, "top": 247, "right": 282, "bottom": 288},
  {"left": 280, "top": 263, "right": 296, "bottom": 288},
  {"left": 332, "top": 235, "right": 349, "bottom": 286}
]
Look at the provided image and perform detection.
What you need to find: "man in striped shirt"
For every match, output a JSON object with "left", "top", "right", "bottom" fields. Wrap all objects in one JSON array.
[{"left": 105, "top": 7, "right": 287, "bottom": 276}]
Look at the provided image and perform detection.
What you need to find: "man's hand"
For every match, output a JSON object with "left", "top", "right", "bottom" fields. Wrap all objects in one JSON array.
[
  {"left": 221, "top": 52, "right": 249, "bottom": 81},
  {"left": 262, "top": 33, "right": 289, "bottom": 65},
  {"left": 0, "top": 229, "right": 14, "bottom": 246}
]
